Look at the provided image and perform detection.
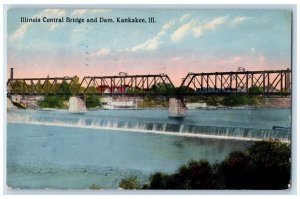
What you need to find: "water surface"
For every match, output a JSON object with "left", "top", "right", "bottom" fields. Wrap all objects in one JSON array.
[{"left": 7, "top": 108, "right": 291, "bottom": 189}]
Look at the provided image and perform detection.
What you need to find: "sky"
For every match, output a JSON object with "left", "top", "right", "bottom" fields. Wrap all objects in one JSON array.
[{"left": 7, "top": 8, "right": 292, "bottom": 86}]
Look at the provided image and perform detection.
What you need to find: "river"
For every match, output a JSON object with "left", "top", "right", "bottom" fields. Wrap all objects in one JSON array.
[{"left": 6, "top": 108, "right": 291, "bottom": 189}]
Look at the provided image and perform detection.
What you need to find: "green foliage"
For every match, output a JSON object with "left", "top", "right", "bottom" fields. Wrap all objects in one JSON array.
[
  {"left": 176, "top": 86, "right": 195, "bottom": 94},
  {"left": 57, "top": 82, "right": 72, "bottom": 97},
  {"left": 175, "top": 160, "right": 216, "bottom": 189},
  {"left": 135, "top": 141, "right": 291, "bottom": 190},
  {"left": 89, "top": 184, "right": 102, "bottom": 190},
  {"left": 217, "top": 141, "right": 291, "bottom": 189},
  {"left": 222, "top": 95, "right": 262, "bottom": 106},
  {"left": 126, "top": 88, "right": 144, "bottom": 94},
  {"left": 249, "top": 86, "right": 263, "bottom": 95},
  {"left": 218, "top": 151, "right": 251, "bottom": 189},
  {"left": 85, "top": 96, "right": 101, "bottom": 108},
  {"left": 119, "top": 176, "right": 141, "bottom": 189},
  {"left": 38, "top": 96, "right": 66, "bottom": 109},
  {"left": 148, "top": 172, "right": 172, "bottom": 189},
  {"left": 147, "top": 160, "right": 216, "bottom": 189},
  {"left": 85, "top": 86, "right": 98, "bottom": 94},
  {"left": 222, "top": 95, "right": 247, "bottom": 106},
  {"left": 246, "top": 141, "right": 291, "bottom": 189},
  {"left": 150, "top": 83, "right": 174, "bottom": 93},
  {"left": 139, "top": 96, "right": 168, "bottom": 108}
]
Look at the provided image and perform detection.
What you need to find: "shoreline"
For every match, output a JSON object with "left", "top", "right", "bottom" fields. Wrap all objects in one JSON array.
[{"left": 8, "top": 106, "right": 291, "bottom": 112}]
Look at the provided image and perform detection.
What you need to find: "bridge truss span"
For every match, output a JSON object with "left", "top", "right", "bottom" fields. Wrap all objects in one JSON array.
[
  {"left": 179, "top": 69, "right": 291, "bottom": 96},
  {"left": 6, "top": 69, "right": 291, "bottom": 96},
  {"left": 7, "top": 77, "right": 78, "bottom": 96},
  {"left": 78, "top": 74, "right": 175, "bottom": 96}
]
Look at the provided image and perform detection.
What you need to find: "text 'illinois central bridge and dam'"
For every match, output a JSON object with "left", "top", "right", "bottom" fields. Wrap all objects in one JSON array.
[{"left": 7, "top": 68, "right": 291, "bottom": 97}]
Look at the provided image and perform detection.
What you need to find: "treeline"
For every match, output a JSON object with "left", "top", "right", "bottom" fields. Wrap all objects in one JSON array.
[
  {"left": 186, "top": 95, "right": 263, "bottom": 107},
  {"left": 38, "top": 96, "right": 101, "bottom": 109},
  {"left": 118, "top": 141, "right": 290, "bottom": 190}
]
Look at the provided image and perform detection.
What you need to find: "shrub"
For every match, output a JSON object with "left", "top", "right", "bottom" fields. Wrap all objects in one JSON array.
[
  {"left": 119, "top": 176, "right": 141, "bottom": 189},
  {"left": 38, "top": 96, "right": 65, "bottom": 108},
  {"left": 89, "top": 184, "right": 102, "bottom": 189},
  {"left": 85, "top": 96, "right": 101, "bottom": 108},
  {"left": 249, "top": 86, "right": 263, "bottom": 95}
]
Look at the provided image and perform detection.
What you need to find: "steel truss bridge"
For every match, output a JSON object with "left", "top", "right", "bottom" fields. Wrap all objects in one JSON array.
[{"left": 7, "top": 69, "right": 291, "bottom": 97}]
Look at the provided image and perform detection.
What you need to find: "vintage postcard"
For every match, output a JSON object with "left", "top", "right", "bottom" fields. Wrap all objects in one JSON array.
[{"left": 6, "top": 8, "right": 292, "bottom": 190}]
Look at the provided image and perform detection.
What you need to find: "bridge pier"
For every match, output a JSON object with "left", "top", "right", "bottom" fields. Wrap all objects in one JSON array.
[
  {"left": 69, "top": 96, "right": 87, "bottom": 113},
  {"left": 168, "top": 98, "right": 187, "bottom": 118}
]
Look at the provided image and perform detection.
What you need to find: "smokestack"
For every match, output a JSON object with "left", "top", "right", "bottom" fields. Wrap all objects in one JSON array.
[{"left": 10, "top": 68, "right": 14, "bottom": 79}]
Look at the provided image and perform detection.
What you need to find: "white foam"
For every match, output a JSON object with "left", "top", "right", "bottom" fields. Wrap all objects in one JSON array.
[{"left": 7, "top": 118, "right": 290, "bottom": 143}]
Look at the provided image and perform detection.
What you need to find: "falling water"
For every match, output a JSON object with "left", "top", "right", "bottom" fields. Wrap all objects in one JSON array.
[{"left": 7, "top": 110, "right": 291, "bottom": 142}]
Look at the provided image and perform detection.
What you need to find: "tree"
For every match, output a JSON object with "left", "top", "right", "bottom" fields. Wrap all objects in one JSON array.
[
  {"left": 218, "top": 141, "right": 291, "bottom": 189},
  {"left": 148, "top": 172, "right": 171, "bottom": 189},
  {"left": 121, "top": 141, "right": 291, "bottom": 190},
  {"left": 147, "top": 160, "right": 216, "bottom": 189},
  {"left": 247, "top": 141, "right": 291, "bottom": 189},
  {"left": 85, "top": 96, "right": 101, "bottom": 108},
  {"left": 249, "top": 86, "right": 263, "bottom": 95},
  {"left": 222, "top": 95, "right": 247, "bottom": 106},
  {"left": 218, "top": 151, "right": 251, "bottom": 189},
  {"left": 150, "top": 83, "right": 174, "bottom": 94},
  {"left": 119, "top": 176, "right": 141, "bottom": 189},
  {"left": 38, "top": 96, "right": 65, "bottom": 108},
  {"left": 70, "top": 75, "right": 81, "bottom": 94},
  {"left": 176, "top": 86, "right": 195, "bottom": 94}
]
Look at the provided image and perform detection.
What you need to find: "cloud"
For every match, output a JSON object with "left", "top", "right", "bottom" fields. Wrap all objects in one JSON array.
[
  {"left": 162, "top": 19, "right": 175, "bottom": 30},
  {"left": 127, "top": 19, "right": 175, "bottom": 52},
  {"left": 71, "top": 9, "right": 88, "bottom": 16},
  {"left": 171, "top": 20, "right": 198, "bottom": 43},
  {"left": 91, "top": 9, "right": 112, "bottom": 14},
  {"left": 131, "top": 36, "right": 161, "bottom": 52},
  {"left": 179, "top": 13, "right": 191, "bottom": 21},
  {"left": 10, "top": 23, "right": 30, "bottom": 39},
  {"left": 71, "top": 9, "right": 111, "bottom": 16},
  {"left": 95, "top": 48, "right": 110, "bottom": 56},
  {"left": 40, "top": 9, "right": 66, "bottom": 18},
  {"left": 171, "top": 16, "right": 226, "bottom": 43},
  {"left": 10, "top": 9, "right": 66, "bottom": 40},
  {"left": 203, "top": 17, "right": 226, "bottom": 30},
  {"left": 231, "top": 16, "right": 250, "bottom": 27}
]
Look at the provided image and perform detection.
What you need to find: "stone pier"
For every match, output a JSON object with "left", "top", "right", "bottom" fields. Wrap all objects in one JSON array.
[{"left": 69, "top": 96, "right": 87, "bottom": 113}]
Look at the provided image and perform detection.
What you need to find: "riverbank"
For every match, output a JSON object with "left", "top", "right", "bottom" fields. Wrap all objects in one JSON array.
[{"left": 7, "top": 95, "right": 291, "bottom": 110}]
